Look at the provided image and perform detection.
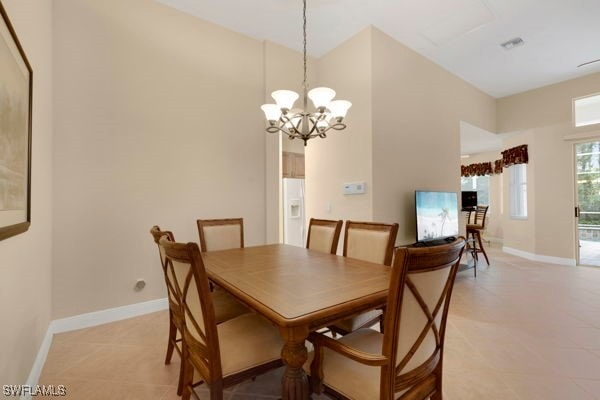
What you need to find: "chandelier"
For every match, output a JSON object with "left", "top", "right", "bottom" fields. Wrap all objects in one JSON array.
[{"left": 260, "top": 0, "right": 352, "bottom": 146}]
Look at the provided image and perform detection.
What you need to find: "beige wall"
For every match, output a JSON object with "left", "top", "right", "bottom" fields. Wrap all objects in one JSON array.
[
  {"left": 371, "top": 28, "right": 496, "bottom": 245},
  {"left": 305, "top": 27, "right": 374, "bottom": 252},
  {"left": 52, "top": 0, "right": 268, "bottom": 318},
  {"left": 498, "top": 72, "right": 600, "bottom": 261},
  {"left": 0, "top": 0, "right": 53, "bottom": 384},
  {"left": 500, "top": 132, "right": 537, "bottom": 253}
]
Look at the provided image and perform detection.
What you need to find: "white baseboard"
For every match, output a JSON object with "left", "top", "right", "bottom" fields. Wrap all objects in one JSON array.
[
  {"left": 22, "top": 297, "right": 168, "bottom": 399},
  {"left": 52, "top": 297, "right": 168, "bottom": 334},
  {"left": 22, "top": 325, "right": 54, "bottom": 400},
  {"left": 503, "top": 246, "right": 576, "bottom": 266}
]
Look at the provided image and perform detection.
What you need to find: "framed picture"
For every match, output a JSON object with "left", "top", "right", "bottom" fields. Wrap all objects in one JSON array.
[{"left": 0, "top": 1, "right": 32, "bottom": 241}]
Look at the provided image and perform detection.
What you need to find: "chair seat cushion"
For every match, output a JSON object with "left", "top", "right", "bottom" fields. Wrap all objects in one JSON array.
[
  {"left": 332, "top": 309, "right": 383, "bottom": 333},
  {"left": 218, "top": 313, "right": 284, "bottom": 377},
  {"left": 212, "top": 287, "right": 250, "bottom": 324},
  {"left": 304, "top": 329, "right": 386, "bottom": 400}
]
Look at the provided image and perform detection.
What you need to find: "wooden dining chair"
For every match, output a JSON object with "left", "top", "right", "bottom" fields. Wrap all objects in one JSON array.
[
  {"left": 150, "top": 226, "right": 249, "bottom": 395},
  {"left": 159, "top": 238, "right": 284, "bottom": 400},
  {"left": 306, "top": 238, "right": 466, "bottom": 400},
  {"left": 197, "top": 218, "right": 244, "bottom": 252},
  {"left": 466, "top": 205, "right": 489, "bottom": 265},
  {"left": 330, "top": 221, "right": 399, "bottom": 336},
  {"left": 306, "top": 218, "right": 343, "bottom": 254}
]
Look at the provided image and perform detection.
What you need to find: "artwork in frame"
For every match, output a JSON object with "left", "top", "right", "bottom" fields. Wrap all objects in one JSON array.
[{"left": 0, "top": 1, "right": 32, "bottom": 241}]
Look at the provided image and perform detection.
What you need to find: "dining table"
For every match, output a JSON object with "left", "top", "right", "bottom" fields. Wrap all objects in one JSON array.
[{"left": 202, "top": 243, "right": 392, "bottom": 400}]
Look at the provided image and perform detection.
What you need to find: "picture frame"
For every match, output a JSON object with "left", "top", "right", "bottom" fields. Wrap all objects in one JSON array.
[{"left": 0, "top": 1, "right": 32, "bottom": 241}]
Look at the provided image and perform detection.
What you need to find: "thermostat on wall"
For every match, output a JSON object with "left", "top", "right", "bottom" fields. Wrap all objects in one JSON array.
[{"left": 343, "top": 182, "right": 366, "bottom": 195}]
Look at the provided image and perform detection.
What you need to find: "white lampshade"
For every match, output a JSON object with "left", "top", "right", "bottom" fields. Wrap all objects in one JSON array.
[
  {"left": 261, "top": 104, "right": 281, "bottom": 121},
  {"left": 308, "top": 87, "right": 336, "bottom": 109},
  {"left": 271, "top": 90, "right": 299, "bottom": 110},
  {"left": 327, "top": 100, "right": 352, "bottom": 119}
]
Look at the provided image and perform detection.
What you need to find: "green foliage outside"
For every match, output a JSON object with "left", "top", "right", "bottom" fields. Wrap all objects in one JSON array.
[{"left": 577, "top": 142, "right": 600, "bottom": 225}]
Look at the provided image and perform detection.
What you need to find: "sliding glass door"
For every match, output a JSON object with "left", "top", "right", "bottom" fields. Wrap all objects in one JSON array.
[{"left": 575, "top": 141, "right": 600, "bottom": 266}]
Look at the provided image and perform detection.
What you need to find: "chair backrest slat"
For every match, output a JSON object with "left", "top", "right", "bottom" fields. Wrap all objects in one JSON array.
[
  {"left": 380, "top": 238, "right": 465, "bottom": 398},
  {"left": 150, "top": 226, "right": 181, "bottom": 319},
  {"left": 160, "top": 238, "right": 222, "bottom": 381},
  {"left": 197, "top": 218, "right": 244, "bottom": 252},
  {"left": 306, "top": 218, "right": 343, "bottom": 254},
  {"left": 474, "top": 205, "right": 489, "bottom": 228},
  {"left": 343, "top": 221, "right": 399, "bottom": 266}
]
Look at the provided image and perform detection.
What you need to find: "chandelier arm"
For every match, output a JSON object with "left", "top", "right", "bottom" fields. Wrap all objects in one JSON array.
[
  {"left": 330, "top": 122, "right": 347, "bottom": 130},
  {"left": 280, "top": 113, "right": 293, "bottom": 125},
  {"left": 272, "top": 125, "right": 300, "bottom": 139}
]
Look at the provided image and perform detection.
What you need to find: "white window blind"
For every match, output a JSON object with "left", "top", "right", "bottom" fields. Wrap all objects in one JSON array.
[{"left": 509, "top": 164, "right": 527, "bottom": 218}]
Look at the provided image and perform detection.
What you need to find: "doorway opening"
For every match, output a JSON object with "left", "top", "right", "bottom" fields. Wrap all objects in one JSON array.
[
  {"left": 575, "top": 141, "right": 600, "bottom": 266},
  {"left": 281, "top": 142, "right": 306, "bottom": 247}
]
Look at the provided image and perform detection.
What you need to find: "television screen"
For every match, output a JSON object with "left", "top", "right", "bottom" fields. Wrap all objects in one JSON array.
[
  {"left": 415, "top": 191, "right": 459, "bottom": 242},
  {"left": 461, "top": 191, "right": 477, "bottom": 210}
]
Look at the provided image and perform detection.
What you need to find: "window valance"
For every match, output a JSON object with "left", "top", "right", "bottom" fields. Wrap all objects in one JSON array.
[
  {"left": 461, "top": 144, "right": 528, "bottom": 177},
  {"left": 502, "top": 144, "right": 529, "bottom": 167}
]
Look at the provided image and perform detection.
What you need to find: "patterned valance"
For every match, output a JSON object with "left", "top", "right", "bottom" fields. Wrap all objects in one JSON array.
[
  {"left": 493, "top": 159, "right": 503, "bottom": 174},
  {"left": 461, "top": 162, "right": 492, "bottom": 177},
  {"left": 461, "top": 144, "right": 527, "bottom": 177},
  {"left": 502, "top": 144, "right": 528, "bottom": 167}
]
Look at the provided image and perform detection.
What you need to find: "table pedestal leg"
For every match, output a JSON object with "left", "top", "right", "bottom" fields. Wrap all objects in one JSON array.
[{"left": 281, "top": 327, "right": 310, "bottom": 400}]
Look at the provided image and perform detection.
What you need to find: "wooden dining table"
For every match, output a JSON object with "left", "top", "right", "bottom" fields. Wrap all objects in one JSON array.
[{"left": 202, "top": 243, "right": 392, "bottom": 400}]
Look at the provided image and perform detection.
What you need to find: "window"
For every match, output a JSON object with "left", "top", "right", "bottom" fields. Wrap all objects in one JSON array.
[
  {"left": 574, "top": 94, "right": 600, "bottom": 127},
  {"left": 461, "top": 175, "right": 489, "bottom": 206},
  {"left": 509, "top": 164, "right": 527, "bottom": 218}
]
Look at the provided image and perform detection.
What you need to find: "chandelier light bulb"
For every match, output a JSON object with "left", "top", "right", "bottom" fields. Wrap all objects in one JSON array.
[
  {"left": 271, "top": 90, "right": 299, "bottom": 111},
  {"left": 261, "top": 104, "right": 282, "bottom": 122},
  {"left": 327, "top": 100, "right": 352, "bottom": 119},
  {"left": 307, "top": 87, "right": 336, "bottom": 109}
]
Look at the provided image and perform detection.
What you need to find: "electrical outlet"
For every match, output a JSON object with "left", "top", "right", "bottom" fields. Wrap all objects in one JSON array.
[{"left": 134, "top": 279, "right": 146, "bottom": 291}]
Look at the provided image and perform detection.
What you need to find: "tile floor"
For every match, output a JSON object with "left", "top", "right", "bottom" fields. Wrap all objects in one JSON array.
[{"left": 39, "top": 245, "right": 600, "bottom": 399}]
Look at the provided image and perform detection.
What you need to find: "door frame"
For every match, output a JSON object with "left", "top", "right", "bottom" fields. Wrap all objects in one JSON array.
[{"left": 573, "top": 142, "right": 581, "bottom": 265}]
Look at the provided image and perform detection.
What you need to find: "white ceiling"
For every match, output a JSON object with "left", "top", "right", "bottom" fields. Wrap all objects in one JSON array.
[{"left": 156, "top": 0, "right": 600, "bottom": 98}]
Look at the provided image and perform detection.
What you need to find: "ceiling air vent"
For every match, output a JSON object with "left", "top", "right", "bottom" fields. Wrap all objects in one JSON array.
[{"left": 500, "top": 37, "right": 524, "bottom": 50}]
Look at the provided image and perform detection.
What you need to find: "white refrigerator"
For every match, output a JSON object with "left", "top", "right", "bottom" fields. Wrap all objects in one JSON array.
[{"left": 283, "top": 178, "right": 306, "bottom": 247}]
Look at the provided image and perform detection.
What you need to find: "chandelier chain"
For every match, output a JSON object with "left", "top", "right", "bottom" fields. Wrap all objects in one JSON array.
[{"left": 302, "top": 0, "right": 307, "bottom": 95}]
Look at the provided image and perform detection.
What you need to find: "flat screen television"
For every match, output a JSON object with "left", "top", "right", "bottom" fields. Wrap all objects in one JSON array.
[
  {"left": 461, "top": 191, "right": 477, "bottom": 211},
  {"left": 415, "top": 191, "right": 459, "bottom": 243}
]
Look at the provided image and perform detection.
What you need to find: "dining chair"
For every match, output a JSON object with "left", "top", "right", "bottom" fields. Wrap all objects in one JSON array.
[
  {"left": 150, "top": 226, "right": 249, "bottom": 395},
  {"left": 159, "top": 237, "right": 284, "bottom": 400},
  {"left": 306, "top": 218, "right": 343, "bottom": 254},
  {"left": 197, "top": 218, "right": 244, "bottom": 252},
  {"left": 306, "top": 238, "right": 466, "bottom": 400},
  {"left": 466, "top": 205, "right": 489, "bottom": 265},
  {"left": 330, "top": 221, "right": 399, "bottom": 336}
]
